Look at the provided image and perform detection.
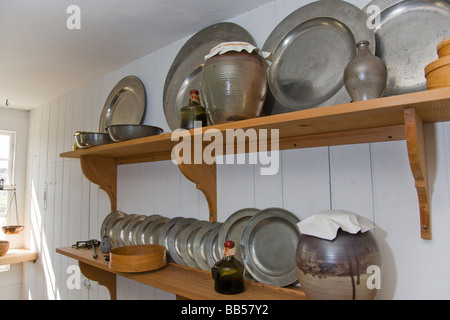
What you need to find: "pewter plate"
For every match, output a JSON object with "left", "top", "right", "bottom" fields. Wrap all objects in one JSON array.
[
  {"left": 179, "top": 220, "right": 212, "bottom": 268},
  {"left": 163, "top": 22, "right": 256, "bottom": 131},
  {"left": 217, "top": 208, "right": 260, "bottom": 261},
  {"left": 262, "top": 0, "right": 375, "bottom": 113},
  {"left": 193, "top": 222, "right": 222, "bottom": 271},
  {"left": 122, "top": 214, "right": 146, "bottom": 246},
  {"left": 100, "top": 211, "right": 125, "bottom": 238},
  {"left": 167, "top": 218, "right": 198, "bottom": 265},
  {"left": 205, "top": 223, "right": 223, "bottom": 268},
  {"left": 99, "top": 76, "right": 146, "bottom": 132},
  {"left": 141, "top": 216, "right": 169, "bottom": 245},
  {"left": 114, "top": 214, "right": 138, "bottom": 247},
  {"left": 158, "top": 217, "right": 184, "bottom": 250},
  {"left": 240, "top": 208, "right": 300, "bottom": 287},
  {"left": 363, "top": 0, "right": 450, "bottom": 96},
  {"left": 133, "top": 214, "right": 162, "bottom": 245}
]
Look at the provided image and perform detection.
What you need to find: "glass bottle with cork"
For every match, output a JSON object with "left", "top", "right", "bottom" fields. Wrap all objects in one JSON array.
[
  {"left": 211, "top": 240, "right": 245, "bottom": 294},
  {"left": 180, "top": 89, "right": 207, "bottom": 129}
]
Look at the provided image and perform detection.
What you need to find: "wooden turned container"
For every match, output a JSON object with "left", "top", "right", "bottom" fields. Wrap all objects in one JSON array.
[
  {"left": 425, "top": 37, "right": 450, "bottom": 90},
  {"left": 437, "top": 37, "right": 450, "bottom": 58},
  {"left": 425, "top": 55, "right": 450, "bottom": 90},
  {"left": 109, "top": 244, "right": 167, "bottom": 273}
]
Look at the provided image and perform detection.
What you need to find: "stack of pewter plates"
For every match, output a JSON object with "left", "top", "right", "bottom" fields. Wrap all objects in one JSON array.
[
  {"left": 101, "top": 207, "right": 301, "bottom": 287},
  {"left": 100, "top": 211, "right": 222, "bottom": 271}
]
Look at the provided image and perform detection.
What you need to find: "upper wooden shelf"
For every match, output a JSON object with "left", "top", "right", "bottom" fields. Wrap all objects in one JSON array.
[{"left": 60, "top": 88, "right": 450, "bottom": 165}]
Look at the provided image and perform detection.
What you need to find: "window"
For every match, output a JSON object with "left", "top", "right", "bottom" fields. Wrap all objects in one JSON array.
[{"left": 0, "top": 130, "right": 16, "bottom": 236}]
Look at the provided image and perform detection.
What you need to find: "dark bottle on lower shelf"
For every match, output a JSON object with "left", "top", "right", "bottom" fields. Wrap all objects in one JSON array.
[{"left": 211, "top": 240, "right": 245, "bottom": 294}]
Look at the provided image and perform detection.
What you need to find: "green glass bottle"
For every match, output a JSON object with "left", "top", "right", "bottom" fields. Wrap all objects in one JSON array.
[
  {"left": 211, "top": 240, "right": 245, "bottom": 294},
  {"left": 180, "top": 89, "right": 207, "bottom": 129}
]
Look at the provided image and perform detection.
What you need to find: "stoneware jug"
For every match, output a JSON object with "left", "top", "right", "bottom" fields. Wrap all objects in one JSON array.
[{"left": 344, "top": 40, "right": 387, "bottom": 101}]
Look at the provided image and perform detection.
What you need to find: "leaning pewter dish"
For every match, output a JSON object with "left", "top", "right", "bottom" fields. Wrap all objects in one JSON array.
[
  {"left": 167, "top": 217, "right": 198, "bottom": 265},
  {"left": 240, "top": 207, "right": 300, "bottom": 287},
  {"left": 133, "top": 214, "right": 162, "bottom": 245},
  {"left": 107, "top": 124, "right": 163, "bottom": 142},
  {"left": 193, "top": 222, "right": 222, "bottom": 271},
  {"left": 100, "top": 211, "right": 126, "bottom": 238},
  {"left": 179, "top": 220, "right": 211, "bottom": 268},
  {"left": 363, "top": 0, "right": 450, "bottom": 96},
  {"left": 99, "top": 76, "right": 146, "bottom": 132},
  {"left": 141, "top": 216, "right": 169, "bottom": 245},
  {"left": 262, "top": 0, "right": 375, "bottom": 114},
  {"left": 122, "top": 214, "right": 147, "bottom": 246},
  {"left": 217, "top": 208, "right": 260, "bottom": 261},
  {"left": 163, "top": 22, "right": 256, "bottom": 131},
  {"left": 74, "top": 131, "right": 113, "bottom": 148}
]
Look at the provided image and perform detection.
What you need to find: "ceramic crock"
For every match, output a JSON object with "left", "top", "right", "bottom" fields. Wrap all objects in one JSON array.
[
  {"left": 296, "top": 229, "right": 381, "bottom": 300},
  {"left": 201, "top": 50, "right": 268, "bottom": 125}
]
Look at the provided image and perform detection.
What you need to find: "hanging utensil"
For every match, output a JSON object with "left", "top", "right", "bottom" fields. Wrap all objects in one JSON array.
[{"left": 2, "top": 187, "right": 24, "bottom": 235}]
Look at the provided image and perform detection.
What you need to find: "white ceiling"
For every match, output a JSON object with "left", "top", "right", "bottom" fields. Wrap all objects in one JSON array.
[{"left": 0, "top": 0, "right": 271, "bottom": 110}]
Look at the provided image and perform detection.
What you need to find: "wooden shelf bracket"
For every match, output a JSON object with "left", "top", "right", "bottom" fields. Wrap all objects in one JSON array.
[
  {"left": 80, "top": 156, "right": 117, "bottom": 211},
  {"left": 404, "top": 108, "right": 431, "bottom": 240}
]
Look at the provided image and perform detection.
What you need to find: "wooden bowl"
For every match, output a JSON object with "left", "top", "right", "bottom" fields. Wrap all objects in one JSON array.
[
  {"left": 425, "top": 55, "right": 450, "bottom": 90},
  {"left": 437, "top": 37, "right": 450, "bottom": 58},
  {"left": 109, "top": 244, "right": 167, "bottom": 273},
  {"left": 0, "top": 241, "right": 10, "bottom": 257}
]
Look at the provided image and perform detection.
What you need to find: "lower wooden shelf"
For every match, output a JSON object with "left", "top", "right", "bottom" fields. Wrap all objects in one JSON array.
[
  {"left": 56, "top": 246, "right": 307, "bottom": 300},
  {"left": 0, "top": 248, "right": 38, "bottom": 265}
]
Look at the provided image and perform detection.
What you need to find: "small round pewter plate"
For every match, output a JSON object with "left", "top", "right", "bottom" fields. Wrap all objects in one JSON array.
[
  {"left": 262, "top": 0, "right": 374, "bottom": 113},
  {"left": 217, "top": 208, "right": 260, "bottom": 261},
  {"left": 163, "top": 22, "right": 256, "bottom": 131},
  {"left": 166, "top": 218, "right": 198, "bottom": 265},
  {"left": 99, "top": 76, "right": 146, "bottom": 132},
  {"left": 158, "top": 217, "right": 184, "bottom": 250},
  {"left": 204, "top": 223, "right": 222, "bottom": 268},
  {"left": 100, "top": 211, "right": 126, "bottom": 238},
  {"left": 193, "top": 222, "right": 222, "bottom": 271},
  {"left": 363, "top": 0, "right": 450, "bottom": 96},
  {"left": 141, "top": 216, "right": 169, "bottom": 245},
  {"left": 122, "top": 214, "right": 147, "bottom": 246},
  {"left": 179, "top": 220, "right": 212, "bottom": 268},
  {"left": 240, "top": 207, "right": 300, "bottom": 287},
  {"left": 113, "top": 214, "right": 138, "bottom": 247},
  {"left": 133, "top": 214, "right": 162, "bottom": 245}
]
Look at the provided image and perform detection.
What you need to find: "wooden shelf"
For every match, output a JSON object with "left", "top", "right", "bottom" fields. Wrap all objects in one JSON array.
[
  {"left": 59, "top": 87, "right": 450, "bottom": 239},
  {"left": 56, "top": 246, "right": 307, "bottom": 300},
  {"left": 0, "top": 248, "right": 38, "bottom": 265}
]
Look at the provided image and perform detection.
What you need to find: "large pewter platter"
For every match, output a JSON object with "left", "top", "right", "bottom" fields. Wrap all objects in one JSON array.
[
  {"left": 262, "top": 0, "right": 375, "bottom": 114},
  {"left": 240, "top": 208, "right": 300, "bottom": 287},
  {"left": 364, "top": 0, "right": 450, "bottom": 96},
  {"left": 99, "top": 76, "right": 146, "bottom": 132},
  {"left": 163, "top": 22, "right": 257, "bottom": 131}
]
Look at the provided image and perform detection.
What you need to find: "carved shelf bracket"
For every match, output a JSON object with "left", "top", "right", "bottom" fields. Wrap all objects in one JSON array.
[
  {"left": 79, "top": 261, "right": 116, "bottom": 300},
  {"left": 80, "top": 156, "right": 117, "bottom": 211},
  {"left": 404, "top": 108, "right": 431, "bottom": 240}
]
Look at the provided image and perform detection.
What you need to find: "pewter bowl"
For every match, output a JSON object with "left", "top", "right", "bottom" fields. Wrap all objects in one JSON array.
[
  {"left": 74, "top": 131, "right": 113, "bottom": 148},
  {"left": 107, "top": 124, "right": 163, "bottom": 142}
]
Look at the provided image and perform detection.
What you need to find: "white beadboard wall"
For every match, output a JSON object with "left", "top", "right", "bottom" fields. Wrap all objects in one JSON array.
[{"left": 19, "top": 0, "right": 450, "bottom": 300}]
